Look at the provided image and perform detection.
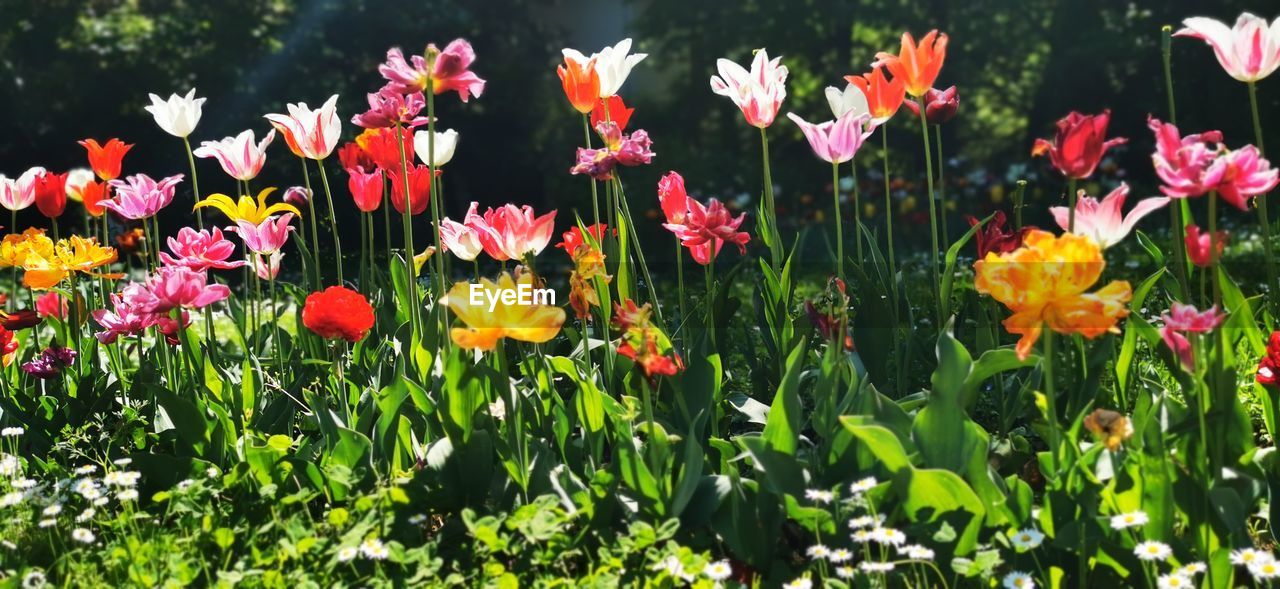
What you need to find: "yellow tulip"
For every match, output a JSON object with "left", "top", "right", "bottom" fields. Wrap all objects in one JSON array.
[
  {"left": 973, "top": 230, "right": 1131, "bottom": 360},
  {"left": 22, "top": 235, "right": 119, "bottom": 290},
  {"left": 194, "top": 187, "right": 301, "bottom": 225},
  {"left": 439, "top": 272, "right": 565, "bottom": 351}
]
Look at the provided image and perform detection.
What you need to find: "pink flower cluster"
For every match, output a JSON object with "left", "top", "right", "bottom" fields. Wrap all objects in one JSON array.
[
  {"left": 570, "top": 121, "right": 654, "bottom": 181},
  {"left": 1149, "top": 117, "right": 1279, "bottom": 210},
  {"left": 438, "top": 203, "right": 557, "bottom": 262},
  {"left": 658, "top": 171, "right": 750, "bottom": 265}
]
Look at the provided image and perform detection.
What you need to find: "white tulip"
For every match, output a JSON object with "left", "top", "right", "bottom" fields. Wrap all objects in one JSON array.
[
  {"left": 414, "top": 128, "right": 459, "bottom": 167},
  {"left": 825, "top": 83, "right": 869, "bottom": 119},
  {"left": 563, "top": 38, "right": 647, "bottom": 98},
  {"left": 144, "top": 89, "right": 205, "bottom": 138}
]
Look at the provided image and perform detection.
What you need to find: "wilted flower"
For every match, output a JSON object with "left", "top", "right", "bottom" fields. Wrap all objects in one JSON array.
[
  {"left": 21, "top": 345, "right": 77, "bottom": 379},
  {"left": 570, "top": 121, "right": 654, "bottom": 181},
  {"left": 1082, "top": 408, "right": 1135, "bottom": 451}
]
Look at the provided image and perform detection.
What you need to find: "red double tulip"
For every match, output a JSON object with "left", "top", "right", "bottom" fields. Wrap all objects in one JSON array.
[
  {"left": 78, "top": 138, "right": 133, "bottom": 181},
  {"left": 1032, "top": 110, "right": 1127, "bottom": 180},
  {"left": 355, "top": 127, "right": 415, "bottom": 172},
  {"left": 337, "top": 141, "right": 375, "bottom": 174},
  {"left": 302, "top": 286, "right": 376, "bottom": 342},
  {"left": 33, "top": 170, "right": 69, "bottom": 218}
]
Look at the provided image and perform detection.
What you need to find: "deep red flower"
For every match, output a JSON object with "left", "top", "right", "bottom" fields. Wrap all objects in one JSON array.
[
  {"left": 1258, "top": 331, "right": 1280, "bottom": 387},
  {"left": 1032, "top": 110, "right": 1127, "bottom": 180},
  {"left": 967, "top": 211, "right": 1033, "bottom": 258},
  {"left": 901, "top": 86, "right": 959, "bottom": 125},
  {"left": 33, "top": 171, "right": 69, "bottom": 218},
  {"left": 302, "top": 286, "right": 376, "bottom": 342},
  {"left": 590, "top": 95, "right": 634, "bottom": 131},
  {"left": 355, "top": 127, "right": 415, "bottom": 172},
  {"left": 387, "top": 164, "right": 434, "bottom": 215},
  {"left": 337, "top": 141, "right": 376, "bottom": 174},
  {"left": 347, "top": 168, "right": 384, "bottom": 213},
  {"left": 78, "top": 138, "right": 134, "bottom": 181},
  {"left": 0, "top": 309, "right": 41, "bottom": 331},
  {"left": 0, "top": 326, "right": 16, "bottom": 366}
]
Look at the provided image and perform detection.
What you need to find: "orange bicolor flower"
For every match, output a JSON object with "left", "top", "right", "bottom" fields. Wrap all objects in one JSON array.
[
  {"left": 973, "top": 230, "right": 1132, "bottom": 360},
  {"left": 558, "top": 55, "right": 600, "bottom": 115},
  {"left": 78, "top": 138, "right": 133, "bottom": 181},
  {"left": 844, "top": 66, "right": 906, "bottom": 126},
  {"left": 873, "top": 30, "right": 949, "bottom": 98}
]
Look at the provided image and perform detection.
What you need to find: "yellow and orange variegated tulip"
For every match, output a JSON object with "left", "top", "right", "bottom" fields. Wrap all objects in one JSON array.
[
  {"left": 0, "top": 228, "right": 55, "bottom": 269},
  {"left": 973, "top": 230, "right": 1131, "bottom": 360},
  {"left": 194, "top": 188, "right": 301, "bottom": 225},
  {"left": 21, "top": 235, "right": 121, "bottom": 289},
  {"left": 439, "top": 272, "right": 565, "bottom": 351}
]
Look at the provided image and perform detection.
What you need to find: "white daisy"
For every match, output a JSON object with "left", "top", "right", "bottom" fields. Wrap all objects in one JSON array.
[
  {"left": 1134, "top": 541, "right": 1172, "bottom": 561},
  {"left": 1, "top": 427, "right": 24, "bottom": 437},
  {"left": 0, "top": 454, "right": 20, "bottom": 477},
  {"left": 112, "top": 458, "right": 132, "bottom": 466},
  {"left": 1, "top": 491, "right": 25, "bottom": 507},
  {"left": 829, "top": 548, "right": 854, "bottom": 563},
  {"left": 76, "top": 508, "right": 95, "bottom": 523},
  {"left": 703, "top": 560, "right": 732, "bottom": 581},
  {"left": 73, "top": 465, "right": 97, "bottom": 475},
  {"left": 849, "top": 515, "right": 879, "bottom": 529},
  {"left": 850, "top": 529, "right": 873, "bottom": 544},
  {"left": 903, "top": 544, "right": 935, "bottom": 560},
  {"left": 835, "top": 565, "right": 856, "bottom": 579},
  {"left": 117, "top": 489, "right": 139, "bottom": 502},
  {"left": 22, "top": 570, "right": 46, "bottom": 589},
  {"left": 103, "top": 471, "right": 140, "bottom": 487},
  {"left": 806, "top": 544, "right": 830, "bottom": 560},
  {"left": 860, "top": 561, "right": 895, "bottom": 573},
  {"left": 206, "top": 467, "right": 219, "bottom": 479},
  {"left": 804, "top": 489, "right": 834, "bottom": 504},
  {"left": 1003, "top": 571, "right": 1036, "bottom": 589},
  {"left": 359, "top": 538, "right": 389, "bottom": 560},
  {"left": 41, "top": 504, "right": 62, "bottom": 517},
  {"left": 1179, "top": 562, "right": 1206, "bottom": 576},
  {"left": 1109, "top": 511, "right": 1149, "bottom": 530},
  {"left": 336, "top": 546, "right": 358, "bottom": 562},
  {"left": 1231, "top": 548, "right": 1274, "bottom": 566},
  {"left": 1010, "top": 528, "right": 1045, "bottom": 552},
  {"left": 1250, "top": 559, "right": 1280, "bottom": 580},
  {"left": 11, "top": 478, "right": 37, "bottom": 490},
  {"left": 849, "top": 477, "right": 878, "bottom": 494},
  {"left": 70, "top": 528, "right": 95, "bottom": 544},
  {"left": 782, "top": 578, "right": 813, "bottom": 589},
  {"left": 1157, "top": 573, "right": 1193, "bottom": 589},
  {"left": 37, "top": 518, "right": 56, "bottom": 528},
  {"left": 871, "top": 526, "right": 907, "bottom": 547}
]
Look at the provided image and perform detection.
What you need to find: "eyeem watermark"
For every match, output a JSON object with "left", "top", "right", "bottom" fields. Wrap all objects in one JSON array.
[{"left": 470, "top": 282, "right": 556, "bottom": 312}]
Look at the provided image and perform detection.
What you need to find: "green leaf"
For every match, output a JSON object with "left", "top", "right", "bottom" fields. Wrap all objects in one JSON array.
[{"left": 761, "top": 341, "right": 807, "bottom": 455}]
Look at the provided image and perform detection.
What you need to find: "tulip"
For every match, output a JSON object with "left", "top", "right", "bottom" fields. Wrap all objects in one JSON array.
[
  {"left": 159, "top": 227, "right": 246, "bottom": 272},
  {"left": 1176, "top": 13, "right": 1280, "bottom": 83},
  {"left": 556, "top": 223, "right": 608, "bottom": 254},
  {"left": 974, "top": 230, "right": 1132, "bottom": 360},
  {"left": 787, "top": 112, "right": 873, "bottom": 165},
  {"left": 264, "top": 95, "right": 341, "bottom": 161},
  {"left": 194, "top": 130, "right": 276, "bottom": 181},
  {"left": 710, "top": 48, "right": 788, "bottom": 128},
  {"left": 662, "top": 196, "right": 751, "bottom": 265},
  {"left": 230, "top": 214, "right": 295, "bottom": 255},
  {"left": 22, "top": 345, "right": 76, "bottom": 379},
  {"left": 135, "top": 266, "right": 231, "bottom": 313},
  {"left": 347, "top": 168, "right": 384, "bottom": 213},
  {"left": 302, "top": 286, "right": 376, "bottom": 342},
  {"left": 21, "top": 235, "right": 120, "bottom": 290},
  {"left": 590, "top": 95, "right": 634, "bottom": 131},
  {"left": 78, "top": 138, "right": 133, "bottom": 181},
  {"left": 874, "top": 30, "right": 949, "bottom": 97},
  {"left": 413, "top": 129, "right": 458, "bottom": 167},
  {"left": 144, "top": 89, "right": 205, "bottom": 138},
  {"left": 103, "top": 173, "right": 184, "bottom": 220},
  {"left": 33, "top": 170, "right": 69, "bottom": 219},
  {"left": 1160, "top": 302, "right": 1225, "bottom": 371},
  {"left": 824, "top": 83, "right": 870, "bottom": 120},
  {"left": 438, "top": 272, "right": 566, "bottom": 350},
  {"left": 0, "top": 167, "right": 41, "bottom": 211},
  {"left": 254, "top": 251, "right": 284, "bottom": 280},
  {"left": 570, "top": 121, "right": 654, "bottom": 181},
  {"left": 1185, "top": 225, "right": 1227, "bottom": 268},
  {"left": 350, "top": 86, "right": 428, "bottom": 129},
  {"left": 337, "top": 141, "right": 375, "bottom": 174},
  {"left": 64, "top": 168, "right": 97, "bottom": 206},
  {"left": 438, "top": 203, "right": 485, "bottom": 262},
  {"left": 355, "top": 127, "right": 414, "bottom": 172},
  {"left": 901, "top": 86, "right": 959, "bottom": 125},
  {"left": 1049, "top": 184, "right": 1169, "bottom": 249},
  {"left": 35, "top": 291, "right": 69, "bottom": 320},
  {"left": 1258, "top": 331, "right": 1280, "bottom": 386},
  {"left": 378, "top": 40, "right": 486, "bottom": 101},
  {"left": 1209, "top": 145, "right": 1279, "bottom": 211},
  {"left": 557, "top": 55, "right": 600, "bottom": 113},
  {"left": 283, "top": 186, "right": 311, "bottom": 207},
  {"left": 386, "top": 164, "right": 433, "bottom": 216},
  {"left": 1148, "top": 117, "right": 1224, "bottom": 199},
  {"left": 564, "top": 39, "right": 647, "bottom": 98},
  {"left": 471, "top": 204, "right": 557, "bottom": 261},
  {"left": 76, "top": 179, "right": 109, "bottom": 218},
  {"left": 966, "top": 211, "right": 1033, "bottom": 258},
  {"left": 844, "top": 67, "right": 906, "bottom": 126},
  {"left": 92, "top": 285, "right": 157, "bottom": 344},
  {"left": 658, "top": 171, "right": 690, "bottom": 225},
  {"left": 194, "top": 188, "right": 302, "bottom": 225},
  {"left": 1032, "top": 110, "right": 1127, "bottom": 180}
]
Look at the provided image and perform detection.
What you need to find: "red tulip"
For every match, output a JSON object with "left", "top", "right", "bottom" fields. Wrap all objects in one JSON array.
[
  {"left": 33, "top": 170, "right": 69, "bottom": 218},
  {"left": 1031, "top": 110, "right": 1127, "bottom": 179},
  {"left": 302, "top": 286, "right": 376, "bottom": 342},
  {"left": 388, "top": 164, "right": 434, "bottom": 215},
  {"left": 590, "top": 95, "right": 634, "bottom": 131},
  {"left": 1184, "top": 224, "right": 1227, "bottom": 268},
  {"left": 901, "top": 86, "right": 959, "bottom": 125},
  {"left": 347, "top": 168, "right": 384, "bottom": 213}
]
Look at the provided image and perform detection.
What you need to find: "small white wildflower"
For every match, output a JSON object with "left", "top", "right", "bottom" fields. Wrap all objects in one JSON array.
[
  {"left": 703, "top": 560, "right": 732, "bottom": 581},
  {"left": 1231, "top": 548, "right": 1274, "bottom": 566},
  {"left": 11, "top": 478, "right": 37, "bottom": 490},
  {"left": 1003, "top": 571, "right": 1036, "bottom": 589},
  {"left": 70, "top": 528, "right": 95, "bottom": 544},
  {"left": 835, "top": 565, "right": 856, "bottom": 579},
  {"left": 828, "top": 548, "right": 853, "bottom": 563},
  {"left": 849, "top": 477, "right": 877, "bottom": 494},
  {"left": 103, "top": 470, "right": 140, "bottom": 488},
  {"left": 92, "top": 497, "right": 108, "bottom": 507},
  {"left": 1010, "top": 528, "right": 1044, "bottom": 552},
  {"left": 1, "top": 540, "right": 15, "bottom": 550},
  {"left": 1134, "top": 541, "right": 1172, "bottom": 562},
  {"left": 117, "top": 489, "right": 139, "bottom": 502},
  {"left": 73, "top": 465, "right": 97, "bottom": 475},
  {"left": 73, "top": 479, "right": 100, "bottom": 500},
  {"left": 806, "top": 544, "right": 830, "bottom": 560},
  {"left": 177, "top": 479, "right": 196, "bottom": 491},
  {"left": 1157, "top": 573, "right": 1193, "bottom": 589},
  {"left": 112, "top": 458, "right": 132, "bottom": 466},
  {"left": 1, "top": 426, "right": 24, "bottom": 437},
  {"left": 336, "top": 546, "right": 358, "bottom": 562},
  {"left": 651, "top": 555, "right": 694, "bottom": 581},
  {"left": 903, "top": 544, "right": 935, "bottom": 560},
  {"left": 848, "top": 514, "right": 881, "bottom": 529},
  {"left": 41, "top": 504, "right": 62, "bottom": 517},
  {"left": 0, "top": 454, "right": 20, "bottom": 477},
  {"left": 804, "top": 489, "right": 834, "bottom": 504},
  {"left": 1, "top": 491, "right": 24, "bottom": 507},
  {"left": 37, "top": 518, "right": 55, "bottom": 528},
  {"left": 488, "top": 399, "right": 506, "bottom": 421},
  {"left": 22, "top": 570, "right": 46, "bottom": 589},
  {"left": 859, "top": 561, "right": 895, "bottom": 573},
  {"left": 1109, "top": 511, "right": 1149, "bottom": 530},
  {"left": 850, "top": 529, "right": 873, "bottom": 544},
  {"left": 782, "top": 578, "right": 813, "bottom": 589},
  {"left": 359, "top": 538, "right": 389, "bottom": 560},
  {"left": 408, "top": 513, "right": 428, "bottom": 525},
  {"left": 871, "top": 526, "right": 906, "bottom": 547},
  {"left": 1179, "top": 562, "right": 1206, "bottom": 576},
  {"left": 1250, "top": 559, "right": 1280, "bottom": 580},
  {"left": 76, "top": 508, "right": 95, "bottom": 523},
  {"left": 206, "top": 467, "right": 219, "bottom": 478}
]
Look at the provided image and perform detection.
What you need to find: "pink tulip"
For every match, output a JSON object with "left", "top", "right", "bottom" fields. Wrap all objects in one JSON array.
[
  {"left": 230, "top": 214, "right": 295, "bottom": 255},
  {"left": 92, "top": 285, "right": 158, "bottom": 344},
  {"left": 1049, "top": 183, "right": 1169, "bottom": 249},
  {"left": 1148, "top": 117, "right": 1224, "bottom": 199},
  {"left": 351, "top": 85, "right": 429, "bottom": 129},
  {"left": 135, "top": 267, "right": 231, "bottom": 313},
  {"left": 347, "top": 168, "right": 384, "bottom": 213},
  {"left": 438, "top": 202, "right": 485, "bottom": 261},
  {"left": 1160, "top": 302, "right": 1225, "bottom": 371},
  {"left": 658, "top": 171, "right": 690, "bottom": 225},
  {"left": 786, "top": 111, "right": 873, "bottom": 164},
  {"left": 569, "top": 121, "right": 654, "bottom": 181},
  {"left": 35, "top": 291, "right": 68, "bottom": 320},
  {"left": 902, "top": 86, "right": 960, "bottom": 125},
  {"left": 264, "top": 95, "right": 341, "bottom": 160},
  {"left": 1176, "top": 13, "right": 1280, "bottom": 83},
  {"left": 160, "top": 227, "right": 246, "bottom": 272},
  {"left": 663, "top": 196, "right": 750, "bottom": 265},
  {"left": 378, "top": 41, "right": 487, "bottom": 101},
  {"left": 254, "top": 251, "right": 284, "bottom": 280},
  {"left": 1185, "top": 225, "right": 1228, "bottom": 268},
  {"left": 1208, "top": 145, "right": 1280, "bottom": 211},
  {"left": 470, "top": 204, "right": 557, "bottom": 261},
  {"left": 0, "top": 167, "right": 41, "bottom": 211},
  {"left": 103, "top": 173, "right": 184, "bottom": 220},
  {"left": 194, "top": 130, "right": 276, "bottom": 181},
  {"left": 710, "top": 48, "right": 788, "bottom": 128}
]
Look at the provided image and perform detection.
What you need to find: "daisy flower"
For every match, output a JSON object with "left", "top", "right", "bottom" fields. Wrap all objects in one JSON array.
[
  {"left": 860, "top": 561, "right": 895, "bottom": 573},
  {"left": 871, "top": 526, "right": 907, "bottom": 547},
  {"left": 359, "top": 538, "right": 389, "bottom": 560},
  {"left": 835, "top": 565, "right": 856, "bottom": 579},
  {"left": 1134, "top": 541, "right": 1172, "bottom": 561},
  {"left": 805, "top": 489, "right": 834, "bottom": 504},
  {"left": 1109, "top": 511, "right": 1149, "bottom": 530},
  {"left": 829, "top": 548, "right": 854, "bottom": 563},
  {"left": 1231, "top": 548, "right": 1274, "bottom": 566},
  {"left": 782, "top": 577, "right": 813, "bottom": 589},
  {"left": 1003, "top": 571, "right": 1036, "bottom": 589},
  {"left": 703, "top": 560, "right": 732, "bottom": 581},
  {"left": 70, "top": 528, "right": 95, "bottom": 544},
  {"left": 1250, "top": 559, "right": 1280, "bottom": 580},
  {"left": 849, "top": 477, "right": 877, "bottom": 494},
  {"left": 1010, "top": 528, "right": 1044, "bottom": 552}
]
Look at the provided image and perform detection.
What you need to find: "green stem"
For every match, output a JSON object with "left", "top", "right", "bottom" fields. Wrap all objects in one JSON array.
[
  {"left": 1042, "top": 327, "right": 1061, "bottom": 478},
  {"left": 1209, "top": 190, "right": 1221, "bottom": 305},
  {"left": 394, "top": 122, "right": 420, "bottom": 337},
  {"left": 915, "top": 96, "right": 941, "bottom": 323},
  {"left": 675, "top": 239, "right": 685, "bottom": 332},
  {"left": 935, "top": 124, "right": 949, "bottom": 248},
  {"left": 850, "top": 159, "right": 863, "bottom": 266},
  {"left": 182, "top": 136, "right": 204, "bottom": 231},
  {"left": 301, "top": 158, "right": 321, "bottom": 288},
  {"left": 1161, "top": 24, "right": 1191, "bottom": 299},
  {"left": 759, "top": 127, "right": 782, "bottom": 271},
  {"left": 1067, "top": 178, "right": 1078, "bottom": 233},
  {"left": 832, "top": 162, "right": 844, "bottom": 279},
  {"left": 426, "top": 85, "right": 450, "bottom": 353},
  {"left": 315, "top": 160, "right": 344, "bottom": 285},
  {"left": 1013, "top": 180, "right": 1027, "bottom": 230},
  {"left": 583, "top": 115, "right": 601, "bottom": 229},
  {"left": 1248, "top": 81, "right": 1277, "bottom": 300}
]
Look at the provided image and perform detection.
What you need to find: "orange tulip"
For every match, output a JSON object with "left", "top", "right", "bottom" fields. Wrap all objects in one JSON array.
[
  {"left": 844, "top": 66, "right": 906, "bottom": 125},
  {"left": 79, "top": 180, "right": 109, "bottom": 217},
  {"left": 973, "top": 230, "right": 1131, "bottom": 360},
  {"left": 558, "top": 56, "right": 600, "bottom": 115},
  {"left": 78, "top": 138, "right": 133, "bottom": 181},
  {"left": 873, "top": 30, "right": 949, "bottom": 97}
]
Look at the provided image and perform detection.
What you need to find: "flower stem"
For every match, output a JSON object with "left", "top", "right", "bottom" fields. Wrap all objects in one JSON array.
[
  {"left": 583, "top": 115, "right": 601, "bottom": 229},
  {"left": 1209, "top": 190, "right": 1221, "bottom": 305},
  {"left": 850, "top": 159, "right": 863, "bottom": 266},
  {"left": 1161, "top": 24, "right": 1192, "bottom": 299},
  {"left": 394, "top": 122, "right": 420, "bottom": 337},
  {"left": 315, "top": 159, "right": 344, "bottom": 285},
  {"left": 1067, "top": 177, "right": 1078, "bottom": 233},
  {"left": 915, "top": 96, "right": 941, "bottom": 323},
  {"left": 301, "top": 158, "right": 321, "bottom": 289},
  {"left": 1041, "top": 327, "right": 1061, "bottom": 477},
  {"left": 880, "top": 130, "right": 898, "bottom": 301},
  {"left": 832, "top": 162, "right": 844, "bottom": 279},
  {"left": 1013, "top": 179, "right": 1027, "bottom": 230},
  {"left": 675, "top": 239, "right": 685, "bottom": 334},
  {"left": 759, "top": 127, "right": 782, "bottom": 271},
  {"left": 935, "top": 124, "right": 949, "bottom": 248},
  {"left": 182, "top": 136, "right": 204, "bottom": 231},
  {"left": 1248, "top": 81, "right": 1277, "bottom": 300}
]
